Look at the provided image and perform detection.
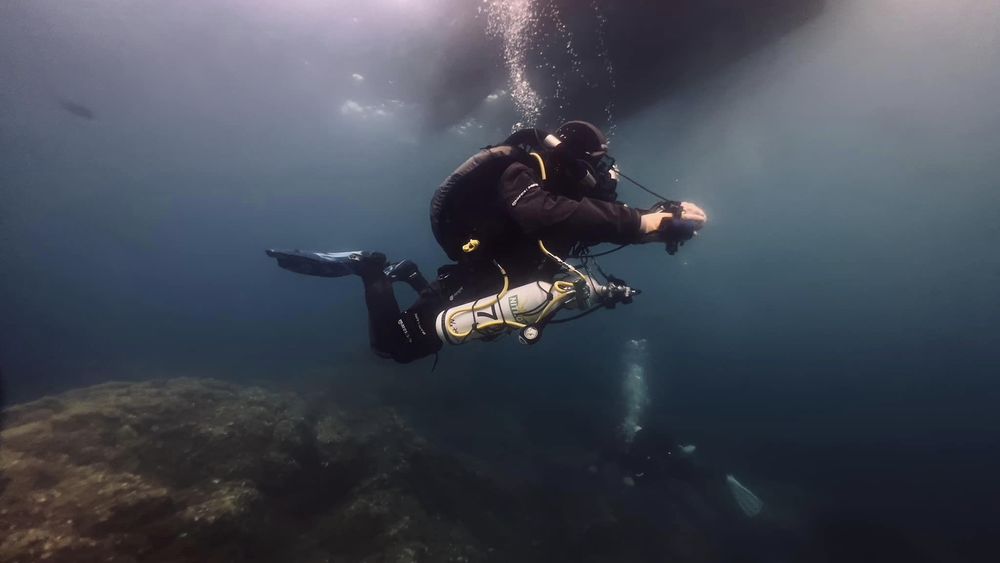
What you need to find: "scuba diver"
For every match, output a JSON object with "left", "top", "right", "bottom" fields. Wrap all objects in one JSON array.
[
  {"left": 266, "top": 121, "right": 708, "bottom": 363},
  {"left": 598, "top": 426, "right": 764, "bottom": 518}
]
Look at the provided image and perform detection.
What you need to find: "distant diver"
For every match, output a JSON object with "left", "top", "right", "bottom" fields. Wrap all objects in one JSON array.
[
  {"left": 266, "top": 121, "right": 707, "bottom": 363},
  {"left": 57, "top": 98, "right": 95, "bottom": 120},
  {"left": 597, "top": 338, "right": 765, "bottom": 519},
  {"left": 599, "top": 424, "right": 765, "bottom": 519}
]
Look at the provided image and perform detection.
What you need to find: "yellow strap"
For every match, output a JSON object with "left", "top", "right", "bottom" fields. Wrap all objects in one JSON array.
[
  {"left": 528, "top": 152, "right": 547, "bottom": 181},
  {"left": 462, "top": 239, "right": 480, "bottom": 253}
]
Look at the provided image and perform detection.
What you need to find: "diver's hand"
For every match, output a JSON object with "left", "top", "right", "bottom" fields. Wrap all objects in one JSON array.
[
  {"left": 640, "top": 212, "right": 674, "bottom": 235},
  {"left": 639, "top": 202, "right": 708, "bottom": 235},
  {"left": 678, "top": 201, "right": 707, "bottom": 230}
]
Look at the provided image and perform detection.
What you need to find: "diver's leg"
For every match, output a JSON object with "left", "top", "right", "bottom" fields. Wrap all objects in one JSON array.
[
  {"left": 360, "top": 268, "right": 444, "bottom": 363},
  {"left": 357, "top": 266, "right": 406, "bottom": 359},
  {"left": 391, "top": 287, "right": 444, "bottom": 363},
  {"left": 384, "top": 259, "right": 431, "bottom": 293},
  {"left": 265, "top": 247, "right": 440, "bottom": 362},
  {"left": 359, "top": 261, "right": 444, "bottom": 363}
]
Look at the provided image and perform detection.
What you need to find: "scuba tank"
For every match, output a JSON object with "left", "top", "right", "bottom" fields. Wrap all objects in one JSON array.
[{"left": 434, "top": 270, "right": 638, "bottom": 346}]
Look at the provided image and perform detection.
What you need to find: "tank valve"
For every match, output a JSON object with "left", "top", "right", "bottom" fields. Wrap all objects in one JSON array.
[{"left": 518, "top": 326, "right": 541, "bottom": 345}]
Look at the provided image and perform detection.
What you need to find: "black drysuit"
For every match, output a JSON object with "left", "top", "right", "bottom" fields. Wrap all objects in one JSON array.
[{"left": 364, "top": 161, "right": 644, "bottom": 363}]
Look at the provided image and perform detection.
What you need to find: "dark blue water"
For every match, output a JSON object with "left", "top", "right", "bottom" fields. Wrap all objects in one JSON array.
[{"left": 2, "top": 0, "right": 999, "bottom": 560}]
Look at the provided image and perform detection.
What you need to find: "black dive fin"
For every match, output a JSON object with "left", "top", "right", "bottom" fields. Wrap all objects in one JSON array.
[{"left": 265, "top": 249, "right": 386, "bottom": 278}]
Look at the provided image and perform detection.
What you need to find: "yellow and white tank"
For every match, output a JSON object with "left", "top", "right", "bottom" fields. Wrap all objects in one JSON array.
[{"left": 434, "top": 275, "right": 607, "bottom": 345}]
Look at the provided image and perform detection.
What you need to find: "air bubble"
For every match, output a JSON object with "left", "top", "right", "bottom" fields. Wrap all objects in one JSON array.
[{"left": 484, "top": 0, "right": 617, "bottom": 132}]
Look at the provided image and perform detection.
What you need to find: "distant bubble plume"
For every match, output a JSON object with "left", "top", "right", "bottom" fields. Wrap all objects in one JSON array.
[{"left": 621, "top": 338, "right": 649, "bottom": 444}]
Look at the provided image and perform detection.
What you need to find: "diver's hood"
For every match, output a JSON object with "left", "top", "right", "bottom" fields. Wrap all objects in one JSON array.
[
  {"left": 555, "top": 120, "right": 609, "bottom": 160},
  {"left": 503, "top": 127, "right": 615, "bottom": 200}
]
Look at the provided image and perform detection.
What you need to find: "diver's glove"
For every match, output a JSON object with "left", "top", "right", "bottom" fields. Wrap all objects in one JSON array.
[{"left": 639, "top": 201, "right": 707, "bottom": 254}]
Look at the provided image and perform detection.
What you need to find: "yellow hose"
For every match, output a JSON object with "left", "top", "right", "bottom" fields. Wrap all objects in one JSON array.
[
  {"left": 538, "top": 240, "right": 585, "bottom": 282},
  {"left": 528, "top": 152, "right": 548, "bottom": 180}
]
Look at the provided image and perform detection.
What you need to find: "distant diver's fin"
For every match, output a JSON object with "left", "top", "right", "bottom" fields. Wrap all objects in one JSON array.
[
  {"left": 265, "top": 249, "right": 386, "bottom": 278},
  {"left": 725, "top": 474, "right": 764, "bottom": 518},
  {"left": 677, "top": 444, "right": 697, "bottom": 456}
]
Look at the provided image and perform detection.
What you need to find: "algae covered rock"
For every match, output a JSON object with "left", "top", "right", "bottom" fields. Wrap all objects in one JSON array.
[
  {"left": 0, "top": 378, "right": 509, "bottom": 562},
  {"left": 2, "top": 377, "right": 743, "bottom": 563},
  {"left": 0, "top": 379, "right": 312, "bottom": 561}
]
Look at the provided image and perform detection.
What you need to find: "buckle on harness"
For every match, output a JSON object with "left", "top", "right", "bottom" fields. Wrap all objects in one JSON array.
[{"left": 462, "top": 239, "right": 480, "bottom": 253}]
